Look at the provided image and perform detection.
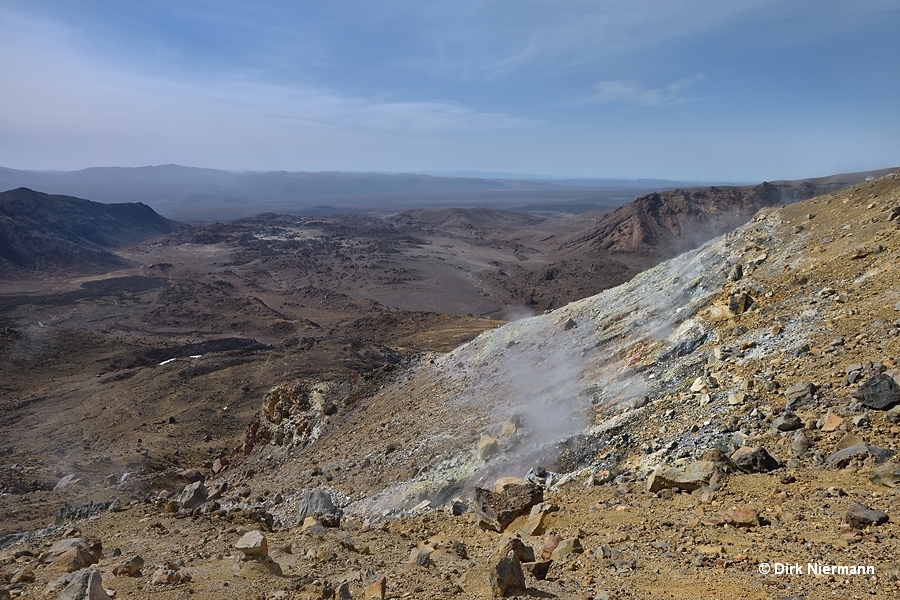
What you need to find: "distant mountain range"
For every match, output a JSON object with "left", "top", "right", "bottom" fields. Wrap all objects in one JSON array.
[
  {"left": 0, "top": 187, "right": 183, "bottom": 277},
  {"left": 0, "top": 165, "right": 704, "bottom": 221}
]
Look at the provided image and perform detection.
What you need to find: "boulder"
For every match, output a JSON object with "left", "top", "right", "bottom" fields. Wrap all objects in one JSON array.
[
  {"left": 826, "top": 444, "right": 892, "bottom": 468},
  {"left": 235, "top": 530, "right": 268, "bottom": 558},
  {"left": 549, "top": 537, "right": 583, "bottom": 561},
  {"left": 852, "top": 374, "right": 900, "bottom": 410},
  {"left": 844, "top": 503, "right": 889, "bottom": 528},
  {"left": 112, "top": 555, "right": 143, "bottom": 577},
  {"left": 869, "top": 462, "right": 900, "bottom": 488},
  {"left": 646, "top": 460, "right": 719, "bottom": 492},
  {"left": 783, "top": 381, "right": 815, "bottom": 409},
  {"left": 297, "top": 489, "right": 342, "bottom": 527},
  {"left": 57, "top": 568, "right": 111, "bottom": 600},
  {"left": 177, "top": 481, "right": 207, "bottom": 510},
  {"left": 42, "top": 538, "right": 102, "bottom": 573},
  {"left": 489, "top": 551, "right": 526, "bottom": 598},
  {"left": 731, "top": 446, "right": 781, "bottom": 473},
  {"left": 363, "top": 576, "right": 386, "bottom": 599},
  {"left": 474, "top": 483, "right": 543, "bottom": 533}
]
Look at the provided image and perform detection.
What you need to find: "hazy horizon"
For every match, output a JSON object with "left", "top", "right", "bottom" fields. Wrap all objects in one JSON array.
[{"left": 2, "top": 2, "right": 898, "bottom": 181}]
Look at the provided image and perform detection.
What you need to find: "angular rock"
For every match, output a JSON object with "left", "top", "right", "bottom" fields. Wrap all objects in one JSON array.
[
  {"left": 150, "top": 569, "right": 190, "bottom": 585},
  {"left": 337, "top": 582, "right": 352, "bottom": 600},
  {"left": 731, "top": 446, "right": 781, "bottom": 473},
  {"left": 43, "top": 538, "right": 102, "bottom": 573},
  {"left": 549, "top": 537, "right": 583, "bottom": 561},
  {"left": 519, "top": 503, "right": 558, "bottom": 536},
  {"left": 504, "top": 538, "right": 535, "bottom": 563},
  {"left": 826, "top": 444, "right": 893, "bottom": 468},
  {"left": 844, "top": 503, "right": 889, "bottom": 528},
  {"left": 490, "top": 551, "right": 526, "bottom": 598},
  {"left": 728, "top": 292, "right": 754, "bottom": 315},
  {"left": 112, "top": 555, "right": 144, "bottom": 577},
  {"left": 521, "top": 560, "right": 552, "bottom": 580},
  {"left": 727, "top": 264, "right": 743, "bottom": 281},
  {"left": 235, "top": 530, "right": 268, "bottom": 557},
  {"left": 725, "top": 506, "right": 759, "bottom": 528},
  {"left": 296, "top": 489, "right": 342, "bottom": 527},
  {"left": 177, "top": 480, "right": 207, "bottom": 510},
  {"left": 408, "top": 547, "right": 433, "bottom": 567},
  {"left": 647, "top": 460, "right": 719, "bottom": 492},
  {"left": 869, "top": 462, "right": 900, "bottom": 488},
  {"left": 783, "top": 381, "right": 815, "bottom": 409},
  {"left": 852, "top": 374, "right": 900, "bottom": 410},
  {"left": 773, "top": 412, "right": 803, "bottom": 431},
  {"left": 10, "top": 567, "right": 35, "bottom": 584},
  {"left": 791, "top": 429, "right": 810, "bottom": 456},
  {"left": 821, "top": 411, "right": 844, "bottom": 432},
  {"left": 58, "top": 568, "right": 111, "bottom": 600},
  {"left": 363, "top": 576, "right": 386, "bottom": 599},
  {"left": 541, "top": 534, "right": 563, "bottom": 560},
  {"left": 474, "top": 483, "right": 543, "bottom": 533}
]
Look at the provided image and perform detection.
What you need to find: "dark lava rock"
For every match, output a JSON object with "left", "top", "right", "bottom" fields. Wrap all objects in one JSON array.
[
  {"left": 490, "top": 551, "right": 526, "bottom": 598},
  {"left": 869, "top": 462, "right": 900, "bottom": 488},
  {"left": 475, "top": 483, "right": 543, "bottom": 532},
  {"left": 852, "top": 374, "right": 900, "bottom": 410},
  {"left": 730, "top": 446, "right": 781, "bottom": 473},
  {"left": 773, "top": 412, "right": 803, "bottom": 431},
  {"left": 826, "top": 444, "right": 893, "bottom": 468},
  {"left": 844, "top": 503, "right": 889, "bottom": 528}
]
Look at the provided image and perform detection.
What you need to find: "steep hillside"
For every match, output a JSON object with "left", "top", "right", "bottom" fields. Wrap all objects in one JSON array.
[{"left": 0, "top": 187, "right": 183, "bottom": 276}]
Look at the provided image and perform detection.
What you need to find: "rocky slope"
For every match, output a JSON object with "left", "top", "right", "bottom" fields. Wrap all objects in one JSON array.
[
  {"left": 2, "top": 173, "right": 900, "bottom": 599},
  {"left": 0, "top": 188, "right": 183, "bottom": 277}
]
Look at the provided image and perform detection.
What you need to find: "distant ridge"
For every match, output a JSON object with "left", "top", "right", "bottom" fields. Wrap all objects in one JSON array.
[
  {"left": 0, "top": 187, "right": 184, "bottom": 277},
  {"left": 0, "top": 165, "right": 707, "bottom": 221}
]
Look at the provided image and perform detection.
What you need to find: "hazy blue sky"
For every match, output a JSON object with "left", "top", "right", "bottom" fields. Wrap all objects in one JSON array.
[{"left": 1, "top": 1, "right": 898, "bottom": 180}]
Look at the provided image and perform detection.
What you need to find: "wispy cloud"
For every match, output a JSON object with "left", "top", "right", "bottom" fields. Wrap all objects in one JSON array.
[{"left": 567, "top": 75, "right": 707, "bottom": 108}]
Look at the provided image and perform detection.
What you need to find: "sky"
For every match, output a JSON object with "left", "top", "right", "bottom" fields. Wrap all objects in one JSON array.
[{"left": 1, "top": 1, "right": 898, "bottom": 181}]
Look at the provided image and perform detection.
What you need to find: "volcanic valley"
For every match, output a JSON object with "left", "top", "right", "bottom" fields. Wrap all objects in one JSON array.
[{"left": 2, "top": 169, "right": 900, "bottom": 599}]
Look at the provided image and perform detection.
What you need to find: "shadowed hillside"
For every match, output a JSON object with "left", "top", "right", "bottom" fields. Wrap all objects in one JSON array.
[{"left": 0, "top": 187, "right": 183, "bottom": 276}]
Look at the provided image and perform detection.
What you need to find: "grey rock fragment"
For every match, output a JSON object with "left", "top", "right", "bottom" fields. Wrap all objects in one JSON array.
[
  {"left": 58, "top": 568, "right": 111, "bottom": 600},
  {"left": 177, "top": 481, "right": 207, "bottom": 510},
  {"left": 731, "top": 446, "right": 781, "bottom": 473},
  {"left": 852, "top": 374, "right": 900, "bottom": 410},
  {"left": 490, "top": 551, "right": 526, "bottom": 598},
  {"left": 296, "top": 489, "right": 342, "bottom": 527},
  {"left": 844, "top": 503, "right": 889, "bottom": 528}
]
